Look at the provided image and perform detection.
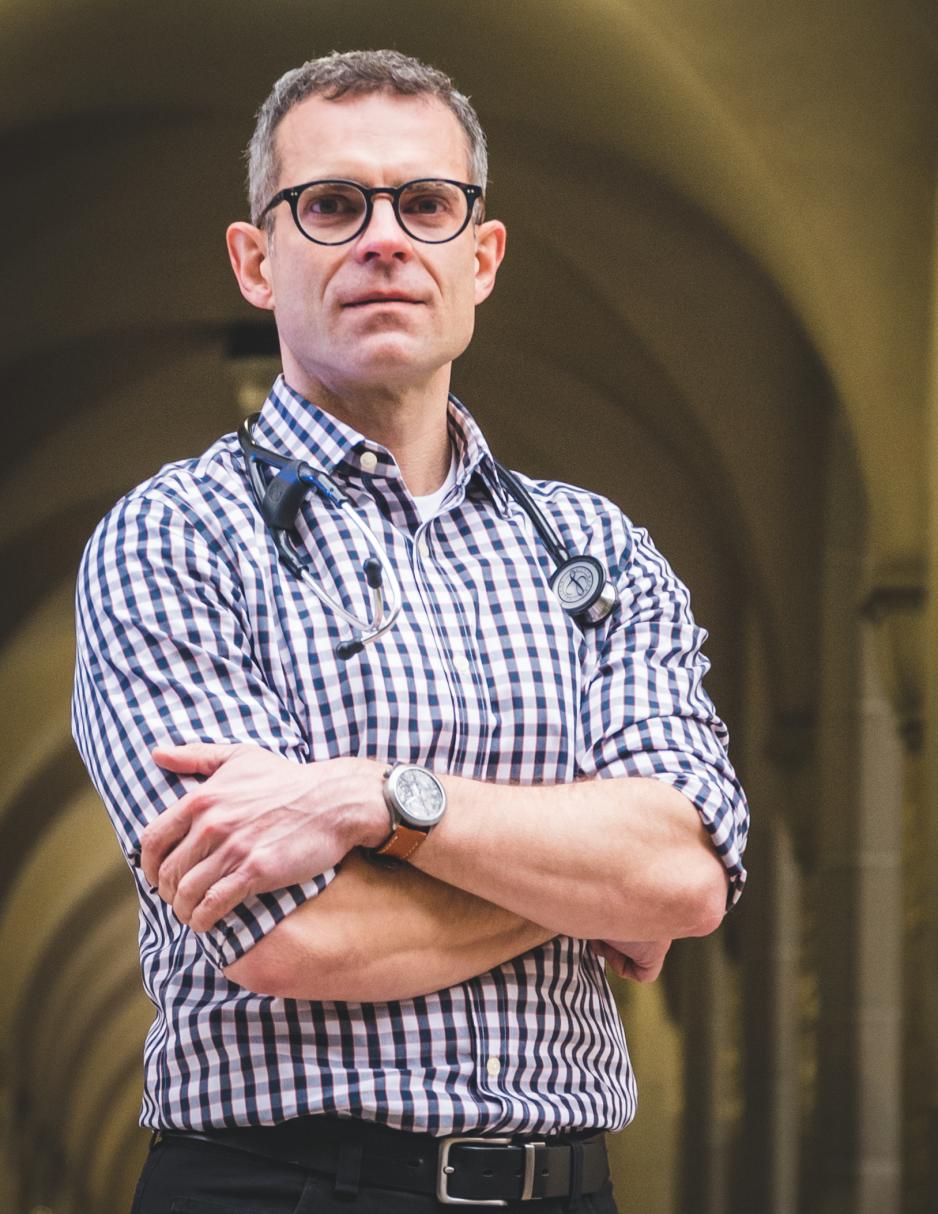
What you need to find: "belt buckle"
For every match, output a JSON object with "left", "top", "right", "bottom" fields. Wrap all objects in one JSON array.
[
  {"left": 520, "top": 1140, "right": 547, "bottom": 1200},
  {"left": 437, "top": 1135, "right": 513, "bottom": 1206}
]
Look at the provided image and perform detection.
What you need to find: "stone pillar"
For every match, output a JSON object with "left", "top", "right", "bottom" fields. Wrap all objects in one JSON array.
[
  {"left": 860, "top": 590, "right": 923, "bottom": 1212},
  {"left": 679, "top": 930, "right": 734, "bottom": 1214},
  {"left": 734, "top": 804, "right": 801, "bottom": 1214},
  {"left": 727, "top": 603, "right": 803, "bottom": 1214},
  {"left": 853, "top": 624, "right": 904, "bottom": 1211},
  {"left": 812, "top": 415, "right": 905, "bottom": 1214},
  {"left": 917, "top": 170, "right": 938, "bottom": 1214}
]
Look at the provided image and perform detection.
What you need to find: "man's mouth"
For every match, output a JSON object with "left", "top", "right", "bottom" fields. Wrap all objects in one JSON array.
[{"left": 343, "top": 294, "right": 424, "bottom": 308}]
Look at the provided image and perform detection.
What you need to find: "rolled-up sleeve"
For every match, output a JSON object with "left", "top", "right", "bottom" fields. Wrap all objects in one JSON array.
[
  {"left": 72, "top": 488, "right": 336, "bottom": 969},
  {"left": 576, "top": 521, "right": 748, "bottom": 906}
]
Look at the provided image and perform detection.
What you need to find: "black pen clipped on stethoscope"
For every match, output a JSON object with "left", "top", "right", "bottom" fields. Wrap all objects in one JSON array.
[{"left": 238, "top": 411, "right": 617, "bottom": 660}]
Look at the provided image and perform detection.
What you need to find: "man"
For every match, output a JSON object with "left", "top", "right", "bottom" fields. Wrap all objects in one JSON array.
[{"left": 73, "top": 50, "right": 748, "bottom": 1213}]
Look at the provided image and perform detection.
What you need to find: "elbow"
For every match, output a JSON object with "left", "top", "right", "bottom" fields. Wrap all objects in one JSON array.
[
  {"left": 629, "top": 854, "right": 727, "bottom": 942},
  {"left": 680, "top": 862, "right": 729, "bottom": 938}
]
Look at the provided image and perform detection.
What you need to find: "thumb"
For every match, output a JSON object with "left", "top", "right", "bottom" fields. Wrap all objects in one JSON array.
[{"left": 151, "top": 741, "right": 241, "bottom": 775}]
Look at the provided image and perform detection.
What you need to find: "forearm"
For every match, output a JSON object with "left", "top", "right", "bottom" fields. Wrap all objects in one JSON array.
[
  {"left": 411, "top": 774, "right": 729, "bottom": 942},
  {"left": 145, "top": 744, "right": 728, "bottom": 968},
  {"left": 224, "top": 851, "right": 555, "bottom": 1001}
]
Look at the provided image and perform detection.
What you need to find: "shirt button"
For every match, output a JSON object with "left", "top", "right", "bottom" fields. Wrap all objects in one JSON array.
[
  {"left": 417, "top": 536, "right": 430, "bottom": 559},
  {"left": 360, "top": 450, "right": 378, "bottom": 472},
  {"left": 452, "top": 653, "right": 471, "bottom": 675},
  {"left": 486, "top": 1057, "right": 501, "bottom": 1078}
]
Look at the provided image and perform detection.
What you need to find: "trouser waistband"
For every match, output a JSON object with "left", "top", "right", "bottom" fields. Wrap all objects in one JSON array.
[{"left": 160, "top": 1113, "right": 610, "bottom": 1205}]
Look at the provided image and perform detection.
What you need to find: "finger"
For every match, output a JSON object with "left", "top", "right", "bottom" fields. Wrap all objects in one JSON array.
[
  {"left": 140, "top": 804, "right": 195, "bottom": 887},
  {"left": 591, "top": 942, "right": 628, "bottom": 978},
  {"left": 151, "top": 741, "right": 241, "bottom": 775},
  {"left": 172, "top": 853, "right": 235, "bottom": 925},
  {"left": 156, "top": 813, "right": 221, "bottom": 902},
  {"left": 630, "top": 955, "right": 665, "bottom": 983},
  {"left": 187, "top": 871, "right": 255, "bottom": 932}
]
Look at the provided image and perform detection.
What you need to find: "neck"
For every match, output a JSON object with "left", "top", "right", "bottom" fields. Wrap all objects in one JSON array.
[{"left": 284, "top": 366, "right": 453, "bottom": 496}]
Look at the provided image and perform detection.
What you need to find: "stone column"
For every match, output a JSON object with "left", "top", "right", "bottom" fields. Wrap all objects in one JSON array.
[
  {"left": 812, "top": 414, "right": 905, "bottom": 1214},
  {"left": 918, "top": 171, "right": 938, "bottom": 1214},
  {"left": 727, "top": 604, "right": 803, "bottom": 1214},
  {"left": 734, "top": 803, "right": 802, "bottom": 1214}
]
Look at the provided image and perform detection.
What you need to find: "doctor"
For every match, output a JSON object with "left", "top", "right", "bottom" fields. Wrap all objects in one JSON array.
[{"left": 73, "top": 49, "right": 747, "bottom": 1214}]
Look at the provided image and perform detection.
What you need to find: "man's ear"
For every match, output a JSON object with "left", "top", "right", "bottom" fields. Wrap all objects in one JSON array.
[
  {"left": 473, "top": 219, "right": 507, "bottom": 306},
  {"left": 226, "top": 221, "right": 275, "bottom": 311}
]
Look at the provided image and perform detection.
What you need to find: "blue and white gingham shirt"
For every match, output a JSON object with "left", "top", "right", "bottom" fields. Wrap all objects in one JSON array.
[{"left": 72, "top": 375, "right": 748, "bottom": 1135}]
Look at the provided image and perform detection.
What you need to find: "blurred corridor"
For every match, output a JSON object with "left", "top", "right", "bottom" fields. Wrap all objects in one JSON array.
[{"left": 2, "top": 3, "right": 937, "bottom": 1211}]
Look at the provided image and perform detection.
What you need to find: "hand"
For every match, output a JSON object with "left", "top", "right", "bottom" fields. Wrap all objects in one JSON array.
[
  {"left": 140, "top": 742, "right": 387, "bottom": 931},
  {"left": 591, "top": 938, "right": 671, "bottom": 983}
]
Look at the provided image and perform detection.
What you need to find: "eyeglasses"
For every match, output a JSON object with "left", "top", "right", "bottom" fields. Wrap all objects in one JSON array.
[{"left": 260, "top": 178, "right": 484, "bottom": 245}]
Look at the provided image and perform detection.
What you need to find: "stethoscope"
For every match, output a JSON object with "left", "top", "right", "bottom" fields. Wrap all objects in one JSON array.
[{"left": 238, "top": 413, "right": 618, "bottom": 660}]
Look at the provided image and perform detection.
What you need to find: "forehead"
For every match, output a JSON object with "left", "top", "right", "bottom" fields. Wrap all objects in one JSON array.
[{"left": 274, "top": 91, "right": 472, "bottom": 185}]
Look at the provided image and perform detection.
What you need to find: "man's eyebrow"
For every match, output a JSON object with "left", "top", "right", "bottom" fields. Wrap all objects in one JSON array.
[{"left": 292, "top": 168, "right": 454, "bottom": 184}]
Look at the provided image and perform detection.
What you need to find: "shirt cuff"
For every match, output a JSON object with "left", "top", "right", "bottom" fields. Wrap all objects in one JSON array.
[
  {"left": 590, "top": 757, "right": 748, "bottom": 908},
  {"left": 197, "top": 868, "right": 338, "bottom": 970}
]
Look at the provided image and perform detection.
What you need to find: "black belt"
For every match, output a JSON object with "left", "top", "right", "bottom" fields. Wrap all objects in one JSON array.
[{"left": 161, "top": 1113, "right": 609, "bottom": 1206}]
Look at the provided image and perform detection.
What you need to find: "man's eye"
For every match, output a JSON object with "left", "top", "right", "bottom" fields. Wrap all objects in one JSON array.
[
  {"left": 402, "top": 191, "right": 453, "bottom": 216},
  {"left": 297, "top": 187, "right": 362, "bottom": 222},
  {"left": 307, "top": 194, "right": 353, "bottom": 216}
]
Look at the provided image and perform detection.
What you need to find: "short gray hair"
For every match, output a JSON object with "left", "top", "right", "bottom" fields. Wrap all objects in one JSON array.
[{"left": 246, "top": 49, "right": 489, "bottom": 226}]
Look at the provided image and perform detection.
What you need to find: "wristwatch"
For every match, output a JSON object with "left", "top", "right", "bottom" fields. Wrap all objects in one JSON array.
[{"left": 373, "top": 763, "right": 447, "bottom": 862}]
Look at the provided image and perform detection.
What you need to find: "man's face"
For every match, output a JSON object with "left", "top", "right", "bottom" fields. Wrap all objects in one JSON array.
[{"left": 254, "top": 91, "right": 503, "bottom": 400}]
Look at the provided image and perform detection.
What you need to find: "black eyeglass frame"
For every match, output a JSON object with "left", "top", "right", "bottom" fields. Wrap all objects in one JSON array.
[{"left": 259, "top": 178, "right": 484, "bottom": 246}]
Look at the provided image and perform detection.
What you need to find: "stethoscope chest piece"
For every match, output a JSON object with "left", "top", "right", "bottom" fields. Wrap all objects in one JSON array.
[{"left": 550, "top": 555, "right": 617, "bottom": 623}]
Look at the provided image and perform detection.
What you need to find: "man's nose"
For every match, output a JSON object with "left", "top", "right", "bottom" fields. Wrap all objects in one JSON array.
[{"left": 355, "top": 196, "right": 412, "bottom": 260}]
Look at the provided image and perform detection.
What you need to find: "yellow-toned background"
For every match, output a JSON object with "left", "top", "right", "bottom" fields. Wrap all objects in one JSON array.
[{"left": 2, "top": 3, "right": 936, "bottom": 1211}]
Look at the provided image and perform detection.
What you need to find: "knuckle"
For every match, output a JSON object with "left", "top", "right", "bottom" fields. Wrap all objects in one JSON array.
[
  {"left": 197, "top": 818, "right": 222, "bottom": 848},
  {"left": 175, "top": 870, "right": 197, "bottom": 900},
  {"left": 228, "top": 835, "right": 252, "bottom": 863},
  {"left": 235, "top": 855, "right": 262, "bottom": 889},
  {"left": 188, "top": 789, "right": 218, "bottom": 816},
  {"left": 199, "top": 884, "right": 221, "bottom": 909},
  {"left": 157, "top": 861, "right": 177, "bottom": 889}
]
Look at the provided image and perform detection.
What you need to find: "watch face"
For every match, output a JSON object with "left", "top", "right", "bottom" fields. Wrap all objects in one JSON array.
[{"left": 395, "top": 767, "right": 446, "bottom": 825}]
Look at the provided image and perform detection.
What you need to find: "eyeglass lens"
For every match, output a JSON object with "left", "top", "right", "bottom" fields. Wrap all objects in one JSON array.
[{"left": 294, "top": 181, "right": 471, "bottom": 244}]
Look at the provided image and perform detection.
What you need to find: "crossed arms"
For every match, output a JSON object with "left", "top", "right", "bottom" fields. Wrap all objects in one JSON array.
[
  {"left": 73, "top": 489, "right": 747, "bottom": 1004},
  {"left": 138, "top": 740, "right": 728, "bottom": 1000}
]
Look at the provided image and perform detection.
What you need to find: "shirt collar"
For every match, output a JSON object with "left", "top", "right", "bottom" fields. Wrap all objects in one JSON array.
[
  {"left": 446, "top": 393, "right": 510, "bottom": 515},
  {"left": 250, "top": 375, "right": 510, "bottom": 516}
]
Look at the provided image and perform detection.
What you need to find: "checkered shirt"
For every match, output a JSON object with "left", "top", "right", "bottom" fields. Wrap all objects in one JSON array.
[{"left": 72, "top": 375, "right": 748, "bottom": 1134}]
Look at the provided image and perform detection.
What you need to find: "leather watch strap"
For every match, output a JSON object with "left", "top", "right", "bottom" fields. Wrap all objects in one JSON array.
[{"left": 375, "top": 823, "right": 429, "bottom": 862}]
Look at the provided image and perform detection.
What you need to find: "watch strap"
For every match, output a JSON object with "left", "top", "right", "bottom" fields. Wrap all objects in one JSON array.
[{"left": 374, "top": 823, "right": 430, "bottom": 862}]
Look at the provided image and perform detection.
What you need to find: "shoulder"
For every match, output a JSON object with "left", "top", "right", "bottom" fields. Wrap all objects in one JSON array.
[
  {"left": 88, "top": 432, "right": 248, "bottom": 549},
  {"left": 77, "top": 432, "right": 254, "bottom": 597}
]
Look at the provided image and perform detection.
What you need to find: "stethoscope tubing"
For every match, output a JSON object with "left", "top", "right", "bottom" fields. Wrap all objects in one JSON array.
[
  {"left": 238, "top": 415, "right": 402, "bottom": 655},
  {"left": 295, "top": 498, "right": 401, "bottom": 634},
  {"left": 237, "top": 411, "right": 617, "bottom": 658}
]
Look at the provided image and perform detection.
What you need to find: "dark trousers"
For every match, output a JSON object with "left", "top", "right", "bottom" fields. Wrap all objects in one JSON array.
[{"left": 130, "top": 1134, "right": 620, "bottom": 1213}]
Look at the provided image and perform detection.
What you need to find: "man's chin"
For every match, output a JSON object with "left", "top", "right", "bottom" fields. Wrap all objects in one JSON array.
[{"left": 341, "top": 340, "right": 452, "bottom": 388}]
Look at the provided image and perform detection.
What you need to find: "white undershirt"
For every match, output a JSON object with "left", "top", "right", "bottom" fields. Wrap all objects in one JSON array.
[{"left": 412, "top": 456, "right": 458, "bottom": 523}]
